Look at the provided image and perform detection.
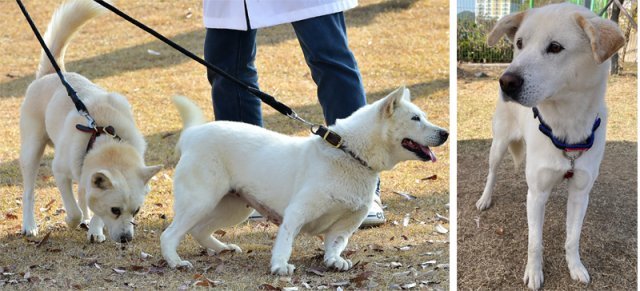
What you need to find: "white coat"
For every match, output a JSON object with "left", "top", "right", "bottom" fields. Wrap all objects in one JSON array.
[{"left": 203, "top": 0, "right": 358, "bottom": 30}]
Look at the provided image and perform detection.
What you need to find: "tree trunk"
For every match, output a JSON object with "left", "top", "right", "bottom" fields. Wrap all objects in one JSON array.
[{"left": 610, "top": 0, "right": 624, "bottom": 74}]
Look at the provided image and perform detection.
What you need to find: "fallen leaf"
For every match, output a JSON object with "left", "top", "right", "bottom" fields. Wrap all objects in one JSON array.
[
  {"left": 306, "top": 266, "right": 326, "bottom": 276},
  {"left": 422, "top": 175, "right": 438, "bottom": 180},
  {"left": 436, "top": 263, "right": 449, "bottom": 270},
  {"left": 147, "top": 49, "right": 161, "bottom": 56},
  {"left": 435, "top": 213, "right": 449, "bottom": 222},
  {"left": 35, "top": 232, "right": 51, "bottom": 248},
  {"left": 141, "top": 251, "right": 152, "bottom": 259},
  {"left": 420, "top": 260, "right": 437, "bottom": 269},
  {"left": 258, "top": 283, "right": 281, "bottom": 290},
  {"left": 129, "top": 265, "right": 145, "bottom": 272},
  {"left": 395, "top": 245, "right": 412, "bottom": 251},
  {"left": 390, "top": 262, "right": 403, "bottom": 268},
  {"left": 5, "top": 213, "right": 18, "bottom": 220},
  {"left": 401, "top": 282, "right": 417, "bottom": 289},
  {"left": 393, "top": 191, "right": 416, "bottom": 200},
  {"left": 282, "top": 287, "right": 298, "bottom": 291},
  {"left": 154, "top": 203, "right": 163, "bottom": 208},
  {"left": 214, "top": 230, "right": 226, "bottom": 237},
  {"left": 435, "top": 224, "right": 448, "bottom": 234},
  {"left": 350, "top": 271, "right": 373, "bottom": 287},
  {"left": 401, "top": 235, "right": 408, "bottom": 240},
  {"left": 392, "top": 270, "right": 412, "bottom": 277},
  {"left": 161, "top": 132, "right": 175, "bottom": 139},
  {"left": 184, "top": 8, "right": 193, "bottom": 19},
  {"left": 112, "top": 268, "right": 126, "bottom": 274},
  {"left": 330, "top": 280, "right": 349, "bottom": 287},
  {"left": 367, "top": 244, "right": 384, "bottom": 252},
  {"left": 495, "top": 227, "right": 505, "bottom": 236}
]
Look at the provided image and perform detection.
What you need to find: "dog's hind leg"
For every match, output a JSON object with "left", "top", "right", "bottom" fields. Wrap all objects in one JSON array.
[
  {"left": 189, "top": 195, "right": 252, "bottom": 254},
  {"left": 476, "top": 137, "right": 509, "bottom": 210},
  {"left": 19, "top": 118, "right": 48, "bottom": 237},
  {"left": 565, "top": 178, "right": 595, "bottom": 284}
]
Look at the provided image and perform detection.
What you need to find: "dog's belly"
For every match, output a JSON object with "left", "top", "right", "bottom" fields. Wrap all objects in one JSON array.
[{"left": 233, "top": 190, "right": 283, "bottom": 225}]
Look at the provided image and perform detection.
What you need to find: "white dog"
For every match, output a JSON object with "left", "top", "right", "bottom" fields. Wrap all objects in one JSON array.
[
  {"left": 476, "top": 3, "right": 625, "bottom": 290},
  {"left": 20, "top": 0, "right": 161, "bottom": 243},
  {"left": 161, "top": 88, "right": 448, "bottom": 275}
]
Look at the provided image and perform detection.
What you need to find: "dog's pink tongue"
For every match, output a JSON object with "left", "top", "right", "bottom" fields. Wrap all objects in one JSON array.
[{"left": 421, "top": 145, "right": 436, "bottom": 162}]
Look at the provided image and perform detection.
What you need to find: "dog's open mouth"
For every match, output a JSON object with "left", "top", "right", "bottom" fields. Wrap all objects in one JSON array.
[{"left": 401, "top": 138, "right": 436, "bottom": 162}]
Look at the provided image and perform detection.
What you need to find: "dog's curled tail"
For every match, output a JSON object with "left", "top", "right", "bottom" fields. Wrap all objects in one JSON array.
[
  {"left": 508, "top": 139, "right": 525, "bottom": 170},
  {"left": 36, "top": 0, "right": 109, "bottom": 79},
  {"left": 172, "top": 96, "right": 206, "bottom": 130}
]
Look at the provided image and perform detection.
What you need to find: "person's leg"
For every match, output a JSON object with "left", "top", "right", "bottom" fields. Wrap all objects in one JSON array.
[
  {"left": 204, "top": 28, "right": 262, "bottom": 126},
  {"left": 291, "top": 12, "right": 366, "bottom": 126}
]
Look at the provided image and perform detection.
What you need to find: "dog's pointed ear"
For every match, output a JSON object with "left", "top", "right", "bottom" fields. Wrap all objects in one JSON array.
[
  {"left": 92, "top": 170, "right": 114, "bottom": 190},
  {"left": 487, "top": 11, "right": 526, "bottom": 46},
  {"left": 575, "top": 14, "right": 625, "bottom": 64},
  {"left": 380, "top": 86, "right": 407, "bottom": 118},
  {"left": 140, "top": 165, "right": 163, "bottom": 185}
]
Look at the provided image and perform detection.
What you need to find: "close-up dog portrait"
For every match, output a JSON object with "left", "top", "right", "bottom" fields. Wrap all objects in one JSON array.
[
  {"left": 457, "top": 1, "right": 637, "bottom": 290},
  {"left": 0, "top": 0, "right": 449, "bottom": 289}
]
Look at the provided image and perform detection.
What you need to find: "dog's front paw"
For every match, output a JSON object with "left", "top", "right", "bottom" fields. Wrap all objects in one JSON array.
[
  {"left": 324, "top": 256, "right": 352, "bottom": 271},
  {"left": 271, "top": 260, "right": 295, "bottom": 276},
  {"left": 87, "top": 230, "right": 106, "bottom": 243},
  {"left": 226, "top": 243, "right": 242, "bottom": 253},
  {"left": 475, "top": 196, "right": 492, "bottom": 210},
  {"left": 523, "top": 262, "right": 544, "bottom": 290},
  {"left": 568, "top": 261, "right": 590, "bottom": 284},
  {"left": 169, "top": 260, "right": 193, "bottom": 269},
  {"left": 21, "top": 225, "right": 38, "bottom": 237}
]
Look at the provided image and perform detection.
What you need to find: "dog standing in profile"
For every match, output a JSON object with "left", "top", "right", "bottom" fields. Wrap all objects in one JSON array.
[
  {"left": 20, "top": 0, "right": 161, "bottom": 243},
  {"left": 476, "top": 3, "right": 625, "bottom": 289},
  {"left": 161, "top": 88, "right": 448, "bottom": 275}
]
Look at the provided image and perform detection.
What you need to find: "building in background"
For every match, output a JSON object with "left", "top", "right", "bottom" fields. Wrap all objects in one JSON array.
[{"left": 475, "top": 0, "right": 523, "bottom": 21}]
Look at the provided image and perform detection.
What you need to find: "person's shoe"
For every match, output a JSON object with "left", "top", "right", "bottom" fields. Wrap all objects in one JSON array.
[{"left": 360, "top": 194, "right": 386, "bottom": 227}]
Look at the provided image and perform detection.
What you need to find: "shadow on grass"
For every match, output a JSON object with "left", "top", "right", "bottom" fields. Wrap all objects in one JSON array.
[
  {"left": 457, "top": 139, "right": 637, "bottom": 290},
  {"left": 0, "top": 0, "right": 419, "bottom": 98},
  {"left": 0, "top": 79, "right": 447, "bottom": 185}
]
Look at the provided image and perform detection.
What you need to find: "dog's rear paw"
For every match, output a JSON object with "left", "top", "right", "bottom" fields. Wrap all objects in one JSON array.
[
  {"left": 324, "top": 256, "right": 352, "bottom": 271},
  {"left": 523, "top": 263, "right": 544, "bottom": 290},
  {"left": 271, "top": 262, "right": 295, "bottom": 276},
  {"left": 22, "top": 225, "right": 38, "bottom": 237},
  {"left": 475, "top": 196, "right": 492, "bottom": 210},
  {"left": 175, "top": 260, "right": 194, "bottom": 270},
  {"left": 568, "top": 262, "right": 590, "bottom": 284}
]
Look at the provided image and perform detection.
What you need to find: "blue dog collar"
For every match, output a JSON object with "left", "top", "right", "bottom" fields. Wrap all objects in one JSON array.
[{"left": 532, "top": 107, "right": 601, "bottom": 152}]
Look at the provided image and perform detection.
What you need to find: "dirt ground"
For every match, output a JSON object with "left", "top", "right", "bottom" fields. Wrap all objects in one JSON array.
[
  {"left": 0, "top": 0, "right": 450, "bottom": 289},
  {"left": 457, "top": 64, "right": 637, "bottom": 290}
]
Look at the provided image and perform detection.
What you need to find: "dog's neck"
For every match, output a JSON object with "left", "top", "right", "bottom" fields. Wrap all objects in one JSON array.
[
  {"left": 330, "top": 110, "right": 395, "bottom": 172},
  {"left": 535, "top": 88, "right": 606, "bottom": 144}
]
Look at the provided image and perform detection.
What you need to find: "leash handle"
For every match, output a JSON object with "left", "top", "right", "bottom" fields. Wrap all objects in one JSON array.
[
  {"left": 93, "top": 0, "right": 304, "bottom": 122},
  {"left": 16, "top": 0, "right": 96, "bottom": 129}
]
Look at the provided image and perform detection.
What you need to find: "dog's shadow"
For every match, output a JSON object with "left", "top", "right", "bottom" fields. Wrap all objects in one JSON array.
[{"left": 457, "top": 139, "right": 637, "bottom": 289}]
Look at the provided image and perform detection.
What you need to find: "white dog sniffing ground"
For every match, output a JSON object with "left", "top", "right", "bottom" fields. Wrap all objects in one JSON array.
[
  {"left": 477, "top": 3, "right": 624, "bottom": 290},
  {"left": 161, "top": 88, "right": 448, "bottom": 275},
  {"left": 20, "top": 0, "right": 161, "bottom": 243}
]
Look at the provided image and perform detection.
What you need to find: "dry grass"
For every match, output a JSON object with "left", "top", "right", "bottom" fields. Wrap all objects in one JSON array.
[
  {"left": 457, "top": 64, "right": 637, "bottom": 290},
  {"left": 0, "top": 0, "right": 449, "bottom": 289}
]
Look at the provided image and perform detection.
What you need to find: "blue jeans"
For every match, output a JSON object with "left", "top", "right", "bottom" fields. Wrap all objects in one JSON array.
[{"left": 203, "top": 12, "right": 366, "bottom": 126}]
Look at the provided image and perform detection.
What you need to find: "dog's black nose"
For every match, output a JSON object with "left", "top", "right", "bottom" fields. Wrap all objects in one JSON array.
[
  {"left": 119, "top": 234, "right": 132, "bottom": 243},
  {"left": 439, "top": 130, "right": 449, "bottom": 141},
  {"left": 499, "top": 72, "right": 523, "bottom": 97}
]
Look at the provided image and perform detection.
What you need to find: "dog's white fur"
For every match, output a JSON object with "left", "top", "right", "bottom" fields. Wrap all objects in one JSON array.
[
  {"left": 20, "top": 0, "right": 161, "bottom": 243},
  {"left": 161, "top": 88, "right": 448, "bottom": 275},
  {"left": 478, "top": 3, "right": 625, "bottom": 289}
]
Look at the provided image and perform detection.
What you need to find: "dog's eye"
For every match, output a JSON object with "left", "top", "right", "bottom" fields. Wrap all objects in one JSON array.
[
  {"left": 411, "top": 115, "right": 420, "bottom": 122},
  {"left": 516, "top": 38, "right": 523, "bottom": 50},
  {"left": 133, "top": 208, "right": 140, "bottom": 216},
  {"left": 111, "top": 207, "right": 121, "bottom": 216},
  {"left": 546, "top": 41, "right": 564, "bottom": 54}
]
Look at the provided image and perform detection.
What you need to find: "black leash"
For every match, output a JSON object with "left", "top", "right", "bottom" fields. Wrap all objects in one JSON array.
[
  {"left": 16, "top": 0, "right": 96, "bottom": 129},
  {"left": 93, "top": 0, "right": 297, "bottom": 120},
  {"left": 92, "top": 0, "right": 373, "bottom": 170}
]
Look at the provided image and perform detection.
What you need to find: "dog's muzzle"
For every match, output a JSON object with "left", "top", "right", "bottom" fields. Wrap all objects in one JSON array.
[{"left": 499, "top": 72, "right": 524, "bottom": 102}]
